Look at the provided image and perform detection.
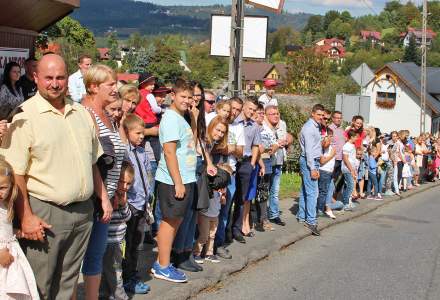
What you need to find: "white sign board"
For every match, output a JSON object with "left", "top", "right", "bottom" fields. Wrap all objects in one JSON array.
[
  {"left": 0, "top": 47, "right": 29, "bottom": 82},
  {"left": 246, "top": 0, "right": 284, "bottom": 13},
  {"left": 210, "top": 15, "right": 268, "bottom": 59}
]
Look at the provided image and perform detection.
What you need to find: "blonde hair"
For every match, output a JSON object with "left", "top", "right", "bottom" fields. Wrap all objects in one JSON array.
[
  {"left": 207, "top": 116, "right": 229, "bottom": 150},
  {"left": 119, "top": 84, "right": 140, "bottom": 103},
  {"left": 215, "top": 100, "right": 231, "bottom": 112},
  {"left": 84, "top": 64, "right": 117, "bottom": 95},
  {"left": 122, "top": 113, "right": 145, "bottom": 131},
  {"left": 0, "top": 159, "right": 18, "bottom": 222}
]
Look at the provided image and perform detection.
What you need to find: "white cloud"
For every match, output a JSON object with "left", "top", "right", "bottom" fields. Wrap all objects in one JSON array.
[{"left": 309, "top": 0, "right": 373, "bottom": 8}]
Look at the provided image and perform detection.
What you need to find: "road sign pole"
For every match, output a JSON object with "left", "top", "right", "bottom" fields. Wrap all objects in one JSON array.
[{"left": 228, "top": 0, "right": 244, "bottom": 97}]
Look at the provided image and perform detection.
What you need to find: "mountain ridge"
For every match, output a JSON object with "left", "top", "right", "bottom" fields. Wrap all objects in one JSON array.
[{"left": 71, "top": 0, "right": 312, "bottom": 37}]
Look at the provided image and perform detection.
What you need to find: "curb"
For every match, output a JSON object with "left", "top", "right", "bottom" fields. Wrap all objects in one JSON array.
[{"left": 141, "top": 182, "right": 439, "bottom": 300}]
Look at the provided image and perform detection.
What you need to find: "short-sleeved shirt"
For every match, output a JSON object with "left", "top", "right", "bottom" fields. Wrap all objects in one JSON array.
[
  {"left": 155, "top": 109, "right": 197, "bottom": 185},
  {"left": 0, "top": 92, "right": 103, "bottom": 205},
  {"left": 235, "top": 115, "right": 261, "bottom": 157},
  {"left": 227, "top": 122, "right": 246, "bottom": 171},
  {"left": 341, "top": 142, "right": 356, "bottom": 174},
  {"left": 329, "top": 123, "right": 346, "bottom": 160},
  {"left": 320, "top": 145, "right": 335, "bottom": 173}
]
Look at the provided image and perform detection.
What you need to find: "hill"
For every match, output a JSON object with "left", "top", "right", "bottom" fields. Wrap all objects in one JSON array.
[{"left": 71, "top": 0, "right": 312, "bottom": 37}]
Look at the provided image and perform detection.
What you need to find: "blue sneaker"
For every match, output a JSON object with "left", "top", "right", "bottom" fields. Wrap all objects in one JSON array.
[
  {"left": 124, "top": 278, "right": 150, "bottom": 294},
  {"left": 151, "top": 262, "right": 187, "bottom": 283}
]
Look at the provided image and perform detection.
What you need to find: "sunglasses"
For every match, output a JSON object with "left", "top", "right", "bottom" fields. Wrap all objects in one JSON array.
[{"left": 206, "top": 100, "right": 216, "bottom": 105}]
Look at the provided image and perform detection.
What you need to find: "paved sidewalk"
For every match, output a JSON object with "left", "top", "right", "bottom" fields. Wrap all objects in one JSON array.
[{"left": 79, "top": 182, "right": 439, "bottom": 300}]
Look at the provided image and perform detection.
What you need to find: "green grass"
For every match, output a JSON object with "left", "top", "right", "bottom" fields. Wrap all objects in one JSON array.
[{"left": 280, "top": 172, "right": 302, "bottom": 199}]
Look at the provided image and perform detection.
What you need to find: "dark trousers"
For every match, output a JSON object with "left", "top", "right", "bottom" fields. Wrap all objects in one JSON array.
[
  {"left": 256, "top": 174, "right": 271, "bottom": 223},
  {"left": 101, "top": 243, "right": 128, "bottom": 300},
  {"left": 232, "top": 160, "right": 253, "bottom": 234},
  {"left": 367, "top": 171, "right": 379, "bottom": 196},
  {"left": 122, "top": 206, "right": 144, "bottom": 282},
  {"left": 397, "top": 161, "right": 404, "bottom": 188}
]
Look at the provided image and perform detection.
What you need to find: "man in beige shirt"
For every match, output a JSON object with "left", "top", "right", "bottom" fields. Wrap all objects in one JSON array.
[{"left": 1, "top": 54, "right": 112, "bottom": 299}]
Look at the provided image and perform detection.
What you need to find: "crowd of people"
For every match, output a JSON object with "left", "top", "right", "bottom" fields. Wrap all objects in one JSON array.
[
  {"left": 0, "top": 54, "right": 294, "bottom": 300},
  {"left": 298, "top": 106, "right": 440, "bottom": 236},
  {"left": 0, "top": 53, "right": 439, "bottom": 300}
]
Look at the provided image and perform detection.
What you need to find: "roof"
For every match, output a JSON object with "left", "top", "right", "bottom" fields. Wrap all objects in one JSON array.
[
  {"left": 376, "top": 62, "right": 440, "bottom": 114},
  {"left": 315, "top": 45, "right": 345, "bottom": 58},
  {"left": 315, "top": 38, "right": 345, "bottom": 46},
  {"left": 285, "top": 45, "right": 303, "bottom": 52},
  {"left": 404, "top": 27, "right": 437, "bottom": 39},
  {"left": 0, "top": 0, "right": 80, "bottom": 32},
  {"left": 242, "top": 61, "right": 287, "bottom": 83},
  {"left": 117, "top": 73, "right": 139, "bottom": 83},
  {"left": 98, "top": 48, "right": 110, "bottom": 60},
  {"left": 360, "top": 30, "right": 381, "bottom": 40},
  {"left": 242, "top": 62, "right": 274, "bottom": 81}
]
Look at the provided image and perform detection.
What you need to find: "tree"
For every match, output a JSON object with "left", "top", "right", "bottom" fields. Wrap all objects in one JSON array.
[
  {"left": 323, "top": 10, "right": 341, "bottom": 31},
  {"left": 269, "top": 27, "right": 301, "bottom": 56},
  {"left": 284, "top": 49, "right": 329, "bottom": 95},
  {"left": 327, "top": 19, "right": 352, "bottom": 39},
  {"left": 38, "top": 16, "right": 97, "bottom": 73},
  {"left": 107, "top": 32, "right": 119, "bottom": 60},
  {"left": 403, "top": 35, "right": 420, "bottom": 64},
  {"left": 124, "top": 45, "right": 155, "bottom": 73},
  {"left": 340, "top": 11, "right": 353, "bottom": 23},
  {"left": 304, "top": 15, "right": 323, "bottom": 35},
  {"left": 146, "top": 42, "right": 185, "bottom": 83}
]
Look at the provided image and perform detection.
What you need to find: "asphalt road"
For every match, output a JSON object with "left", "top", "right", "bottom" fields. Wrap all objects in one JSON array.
[{"left": 195, "top": 186, "right": 440, "bottom": 300}]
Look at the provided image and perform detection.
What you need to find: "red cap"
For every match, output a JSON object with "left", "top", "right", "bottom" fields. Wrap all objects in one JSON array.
[{"left": 264, "top": 79, "right": 277, "bottom": 88}]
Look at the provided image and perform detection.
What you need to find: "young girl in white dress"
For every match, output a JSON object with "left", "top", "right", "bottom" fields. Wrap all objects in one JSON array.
[{"left": 0, "top": 159, "right": 39, "bottom": 300}]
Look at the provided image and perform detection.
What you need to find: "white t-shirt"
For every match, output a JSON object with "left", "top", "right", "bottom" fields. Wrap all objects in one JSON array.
[
  {"left": 342, "top": 142, "right": 356, "bottom": 174},
  {"left": 381, "top": 143, "right": 389, "bottom": 162},
  {"left": 228, "top": 122, "right": 246, "bottom": 171},
  {"left": 320, "top": 145, "right": 335, "bottom": 173},
  {"left": 258, "top": 93, "right": 278, "bottom": 107}
]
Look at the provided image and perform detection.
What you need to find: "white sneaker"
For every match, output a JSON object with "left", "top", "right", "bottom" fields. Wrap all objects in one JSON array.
[{"left": 325, "top": 210, "right": 336, "bottom": 219}]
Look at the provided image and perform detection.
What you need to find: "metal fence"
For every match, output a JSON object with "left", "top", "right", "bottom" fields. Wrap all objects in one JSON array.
[{"left": 335, "top": 94, "right": 371, "bottom": 123}]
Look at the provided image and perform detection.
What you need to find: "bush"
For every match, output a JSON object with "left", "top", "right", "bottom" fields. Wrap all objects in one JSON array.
[{"left": 279, "top": 103, "right": 308, "bottom": 173}]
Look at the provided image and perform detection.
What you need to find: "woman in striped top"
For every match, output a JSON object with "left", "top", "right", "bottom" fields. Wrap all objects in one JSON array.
[{"left": 78, "top": 64, "right": 126, "bottom": 300}]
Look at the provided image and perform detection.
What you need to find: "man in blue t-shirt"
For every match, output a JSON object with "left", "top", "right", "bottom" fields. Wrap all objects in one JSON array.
[{"left": 151, "top": 79, "right": 197, "bottom": 283}]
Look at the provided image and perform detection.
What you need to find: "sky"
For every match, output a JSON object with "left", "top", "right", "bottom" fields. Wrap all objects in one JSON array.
[{"left": 140, "top": 0, "right": 424, "bottom": 16}]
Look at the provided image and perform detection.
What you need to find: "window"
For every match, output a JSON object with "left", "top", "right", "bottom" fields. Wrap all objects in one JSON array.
[{"left": 377, "top": 91, "right": 396, "bottom": 102}]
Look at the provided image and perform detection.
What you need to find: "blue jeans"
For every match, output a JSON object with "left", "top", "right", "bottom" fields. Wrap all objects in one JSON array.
[
  {"left": 82, "top": 218, "right": 109, "bottom": 275},
  {"left": 342, "top": 172, "right": 354, "bottom": 205},
  {"left": 317, "top": 170, "right": 332, "bottom": 212},
  {"left": 326, "top": 179, "right": 335, "bottom": 205},
  {"left": 297, "top": 156, "right": 319, "bottom": 225},
  {"left": 367, "top": 171, "right": 379, "bottom": 196},
  {"left": 268, "top": 165, "right": 282, "bottom": 220},
  {"left": 215, "top": 175, "right": 236, "bottom": 247},
  {"left": 378, "top": 163, "right": 388, "bottom": 193}
]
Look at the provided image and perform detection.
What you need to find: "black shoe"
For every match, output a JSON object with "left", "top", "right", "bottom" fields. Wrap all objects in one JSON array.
[
  {"left": 216, "top": 246, "right": 232, "bottom": 259},
  {"left": 304, "top": 223, "right": 320, "bottom": 236},
  {"left": 269, "top": 217, "right": 286, "bottom": 226},
  {"left": 233, "top": 231, "right": 246, "bottom": 243},
  {"left": 188, "top": 252, "right": 203, "bottom": 271},
  {"left": 175, "top": 252, "right": 202, "bottom": 272}
]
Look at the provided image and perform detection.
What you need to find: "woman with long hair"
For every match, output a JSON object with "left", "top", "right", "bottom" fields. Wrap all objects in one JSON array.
[{"left": 0, "top": 62, "right": 24, "bottom": 120}]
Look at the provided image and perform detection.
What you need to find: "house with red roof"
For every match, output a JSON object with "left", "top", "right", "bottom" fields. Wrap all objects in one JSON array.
[
  {"left": 97, "top": 48, "right": 110, "bottom": 60},
  {"left": 402, "top": 27, "right": 437, "bottom": 48},
  {"left": 360, "top": 30, "right": 383, "bottom": 46},
  {"left": 314, "top": 38, "right": 345, "bottom": 62},
  {"left": 242, "top": 61, "right": 287, "bottom": 93}
]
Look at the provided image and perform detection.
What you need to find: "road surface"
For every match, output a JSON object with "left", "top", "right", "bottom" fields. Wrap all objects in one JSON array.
[{"left": 195, "top": 186, "right": 440, "bottom": 300}]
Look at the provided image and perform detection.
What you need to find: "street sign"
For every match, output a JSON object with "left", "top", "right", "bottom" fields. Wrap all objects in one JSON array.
[
  {"left": 351, "top": 63, "right": 374, "bottom": 88},
  {"left": 210, "top": 15, "right": 268, "bottom": 59},
  {"left": 245, "top": 0, "right": 285, "bottom": 14}
]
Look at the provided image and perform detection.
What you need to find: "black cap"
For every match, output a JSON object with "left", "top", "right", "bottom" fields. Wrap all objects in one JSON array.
[{"left": 138, "top": 72, "right": 155, "bottom": 88}]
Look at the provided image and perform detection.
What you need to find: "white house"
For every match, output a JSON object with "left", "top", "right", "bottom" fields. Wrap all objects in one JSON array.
[{"left": 363, "top": 62, "right": 440, "bottom": 136}]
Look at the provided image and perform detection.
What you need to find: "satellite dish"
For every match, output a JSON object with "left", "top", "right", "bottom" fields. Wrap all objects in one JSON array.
[{"left": 351, "top": 63, "right": 375, "bottom": 88}]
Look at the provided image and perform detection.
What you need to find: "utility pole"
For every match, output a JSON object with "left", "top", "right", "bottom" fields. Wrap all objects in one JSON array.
[
  {"left": 227, "top": 0, "right": 244, "bottom": 97},
  {"left": 420, "top": 0, "right": 428, "bottom": 134}
]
